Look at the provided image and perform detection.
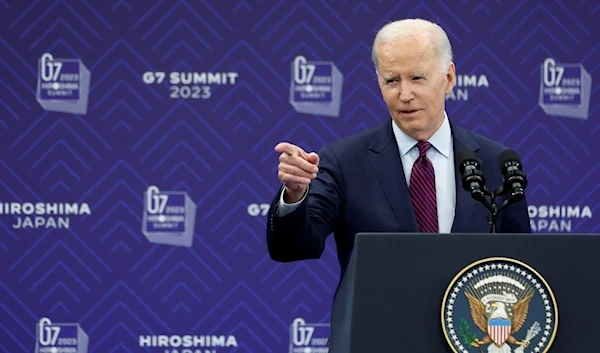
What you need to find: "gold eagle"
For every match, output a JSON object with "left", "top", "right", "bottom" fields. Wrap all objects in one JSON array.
[{"left": 465, "top": 292, "right": 533, "bottom": 347}]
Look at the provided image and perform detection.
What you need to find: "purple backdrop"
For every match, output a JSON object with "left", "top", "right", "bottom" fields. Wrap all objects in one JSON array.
[{"left": 0, "top": 1, "right": 598, "bottom": 352}]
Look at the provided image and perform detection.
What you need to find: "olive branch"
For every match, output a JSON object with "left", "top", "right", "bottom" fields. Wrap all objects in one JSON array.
[{"left": 459, "top": 318, "right": 483, "bottom": 353}]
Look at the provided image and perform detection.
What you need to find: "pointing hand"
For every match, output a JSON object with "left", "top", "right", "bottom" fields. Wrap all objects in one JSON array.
[{"left": 274, "top": 142, "right": 320, "bottom": 203}]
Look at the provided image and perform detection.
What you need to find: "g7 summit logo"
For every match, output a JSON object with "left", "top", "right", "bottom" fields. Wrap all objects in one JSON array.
[
  {"left": 36, "top": 53, "right": 91, "bottom": 115},
  {"left": 290, "top": 55, "right": 343, "bottom": 118},
  {"left": 539, "top": 57, "right": 591, "bottom": 120},
  {"left": 142, "top": 186, "right": 197, "bottom": 247},
  {"left": 289, "top": 318, "right": 329, "bottom": 353},
  {"left": 35, "top": 317, "right": 89, "bottom": 353}
]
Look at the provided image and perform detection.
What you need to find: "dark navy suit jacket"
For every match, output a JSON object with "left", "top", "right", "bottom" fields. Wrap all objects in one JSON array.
[{"left": 266, "top": 119, "right": 531, "bottom": 279}]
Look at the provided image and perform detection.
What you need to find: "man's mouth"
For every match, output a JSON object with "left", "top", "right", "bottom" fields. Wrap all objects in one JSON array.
[{"left": 400, "top": 109, "right": 419, "bottom": 114}]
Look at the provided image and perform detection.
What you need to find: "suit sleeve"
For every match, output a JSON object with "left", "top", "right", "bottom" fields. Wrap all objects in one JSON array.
[{"left": 265, "top": 145, "right": 344, "bottom": 262}]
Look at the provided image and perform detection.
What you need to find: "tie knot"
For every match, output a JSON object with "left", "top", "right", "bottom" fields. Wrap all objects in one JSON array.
[{"left": 416, "top": 141, "right": 431, "bottom": 157}]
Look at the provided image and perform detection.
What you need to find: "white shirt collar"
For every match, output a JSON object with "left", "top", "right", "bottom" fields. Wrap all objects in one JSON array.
[{"left": 391, "top": 111, "right": 451, "bottom": 158}]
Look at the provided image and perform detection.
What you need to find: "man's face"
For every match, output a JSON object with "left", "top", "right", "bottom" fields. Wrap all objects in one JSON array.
[{"left": 376, "top": 35, "right": 455, "bottom": 141}]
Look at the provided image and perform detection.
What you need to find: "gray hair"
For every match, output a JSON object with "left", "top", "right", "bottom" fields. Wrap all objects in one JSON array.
[{"left": 371, "top": 18, "right": 453, "bottom": 75}]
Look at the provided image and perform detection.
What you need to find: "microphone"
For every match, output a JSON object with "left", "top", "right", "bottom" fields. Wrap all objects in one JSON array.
[
  {"left": 498, "top": 149, "right": 528, "bottom": 202},
  {"left": 456, "top": 149, "right": 528, "bottom": 234},
  {"left": 457, "top": 150, "right": 488, "bottom": 205},
  {"left": 457, "top": 149, "right": 497, "bottom": 232}
]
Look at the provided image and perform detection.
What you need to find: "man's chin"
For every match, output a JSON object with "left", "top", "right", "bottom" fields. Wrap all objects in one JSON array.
[
  {"left": 394, "top": 114, "right": 424, "bottom": 128},
  {"left": 393, "top": 118, "right": 432, "bottom": 139}
]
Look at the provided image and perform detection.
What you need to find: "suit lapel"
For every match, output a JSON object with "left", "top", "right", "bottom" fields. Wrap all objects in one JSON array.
[
  {"left": 450, "top": 123, "right": 480, "bottom": 233},
  {"left": 368, "top": 121, "right": 419, "bottom": 232},
  {"left": 367, "top": 119, "right": 481, "bottom": 233}
]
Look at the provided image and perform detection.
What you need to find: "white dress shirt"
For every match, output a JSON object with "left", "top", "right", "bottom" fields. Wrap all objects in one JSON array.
[
  {"left": 278, "top": 112, "right": 456, "bottom": 233},
  {"left": 392, "top": 112, "right": 455, "bottom": 233}
]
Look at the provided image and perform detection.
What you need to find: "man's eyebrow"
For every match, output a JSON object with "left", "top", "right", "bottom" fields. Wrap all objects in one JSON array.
[{"left": 381, "top": 71, "right": 427, "bottom": 79}]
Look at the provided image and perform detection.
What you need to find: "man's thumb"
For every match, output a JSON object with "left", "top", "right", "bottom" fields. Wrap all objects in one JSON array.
[{"left": 306, "top": 152, "right": 319, "bottom": 165}]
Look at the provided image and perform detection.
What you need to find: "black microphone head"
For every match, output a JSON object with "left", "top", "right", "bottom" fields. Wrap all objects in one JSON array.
[
  {"left": 456, "top": 149, "right": 481, "bottom": 173},
  {"left": 499, "top": 149, "right": 527, "bottom": 199},
  {"left": 456, "top": 149, "right": 486, "bottom": 199},
  {"left": 499, "top": 149, "right": 521, "bottom": 167}
]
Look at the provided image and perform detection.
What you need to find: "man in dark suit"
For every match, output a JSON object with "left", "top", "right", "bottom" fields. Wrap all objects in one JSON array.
[{"left": 266, "top": 18, "right": 531, "bottom": 279}]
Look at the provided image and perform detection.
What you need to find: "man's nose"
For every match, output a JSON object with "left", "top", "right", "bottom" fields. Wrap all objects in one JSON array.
[{"left": 398, "top": 82, "right": 414, "bottom": 101}]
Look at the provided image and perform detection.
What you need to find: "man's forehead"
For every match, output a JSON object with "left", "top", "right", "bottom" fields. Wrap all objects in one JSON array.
[
  {"left": 378, "top": 52, "right": 433, "bottom": 69},
  {"left": 377, "top": 37, "right": 435, "bottom": 58},
  {"left": 378, "top": 36, "right": 433, "bottom": 53},
  {"left": 379, "top": 63, "right": 429, "bottom": 76}
]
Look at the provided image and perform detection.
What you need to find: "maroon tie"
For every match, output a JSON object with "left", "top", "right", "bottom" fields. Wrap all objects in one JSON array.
[{"left": 409, "top": 141, "right": 439, "bottom": 233}]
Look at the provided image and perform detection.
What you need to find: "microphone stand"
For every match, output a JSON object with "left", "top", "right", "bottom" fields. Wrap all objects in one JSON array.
[
  {"left": 484, "top": 185, "right": 524, "bottom": 233},
  {"left": 478, "top": 187, "right": 498, "bottom": 233},
  {"left": 488, "top": 190, "right": 498, "bottom": 234},
  {"left": 461, "top": 154, "right": 527, "bottom": 234},
  {"left": 461, "top": 158, "right": 526, "bottom": 234},
  {"left": 466, "top": 185, "right": 497, "bottom": 233}
]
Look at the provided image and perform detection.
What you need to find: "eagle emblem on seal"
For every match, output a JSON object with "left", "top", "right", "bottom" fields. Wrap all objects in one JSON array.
[{"left": 442, "top": 258, "right": 558, "bottom": 353}]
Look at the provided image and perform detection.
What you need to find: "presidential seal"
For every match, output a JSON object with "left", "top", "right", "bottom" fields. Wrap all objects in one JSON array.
[{"left": 442, "top": 257, "right": 558, "bottom": 353}]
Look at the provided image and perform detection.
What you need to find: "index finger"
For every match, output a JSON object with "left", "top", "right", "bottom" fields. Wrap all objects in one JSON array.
[{"left": 275, "top": 142, "right": 306, "bottom": 157}]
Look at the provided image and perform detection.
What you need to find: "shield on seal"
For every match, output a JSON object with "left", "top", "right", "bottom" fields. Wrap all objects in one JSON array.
[{"left": 488, "top": 318, "right": 511, "bottom": 345}]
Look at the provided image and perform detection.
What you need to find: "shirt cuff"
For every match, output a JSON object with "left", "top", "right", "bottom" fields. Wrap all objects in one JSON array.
[{"left": 277, "top": 187, "right": 307, "bottom": 217}]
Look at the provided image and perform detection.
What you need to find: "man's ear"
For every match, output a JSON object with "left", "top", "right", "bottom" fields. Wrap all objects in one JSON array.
[{"left": 445, "top": 62, "right": 456, "bottom": 95}]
